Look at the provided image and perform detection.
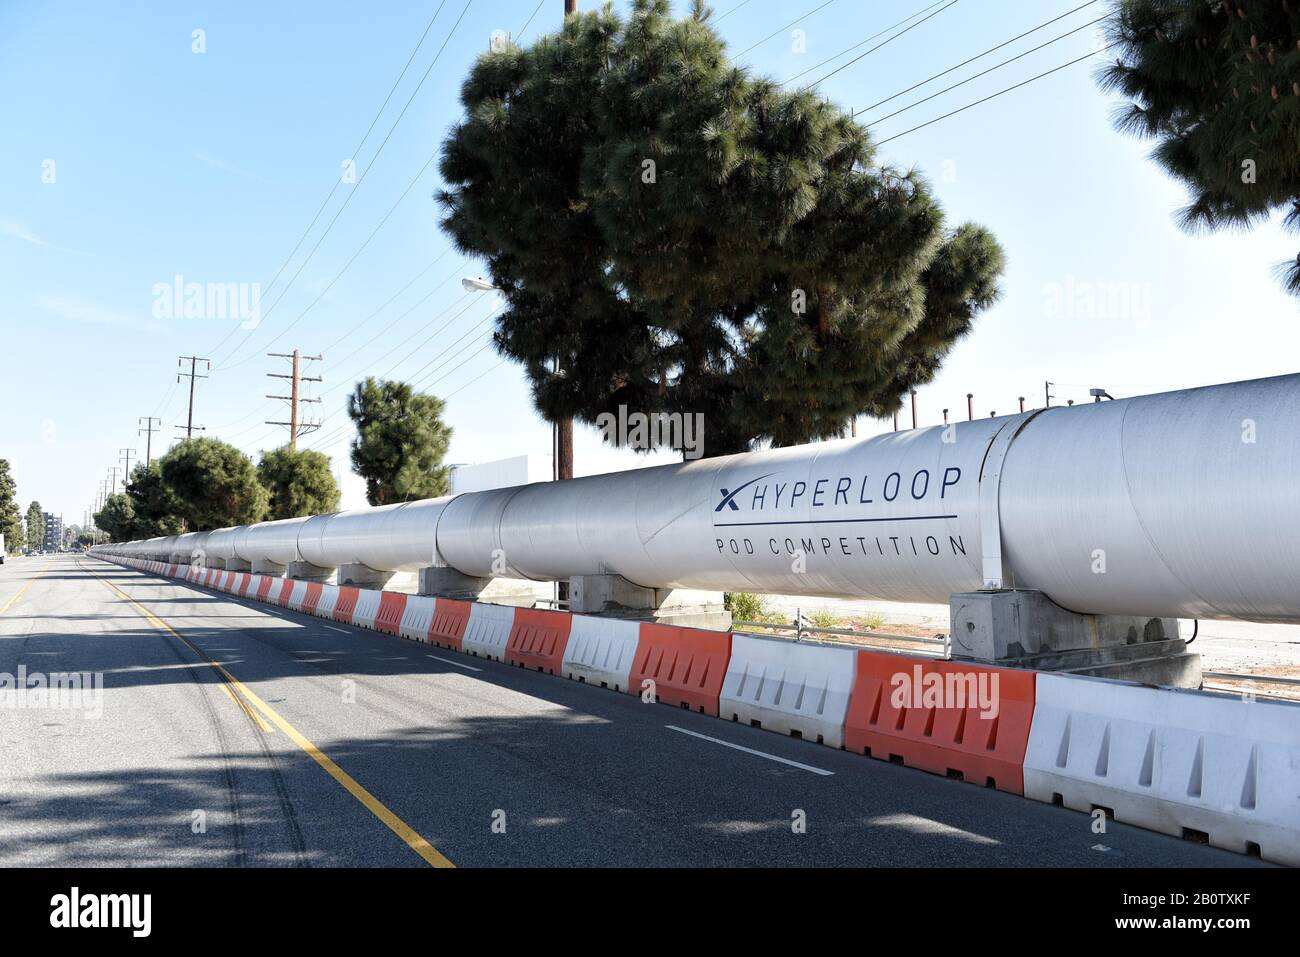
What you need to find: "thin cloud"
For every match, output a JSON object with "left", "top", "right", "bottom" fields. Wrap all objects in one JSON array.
[
  {"left": 194, "top": 151, "right": 270, "bottom": 183},
  {"left": 0, "top": 218, "right": 54, "bottom": 248}
]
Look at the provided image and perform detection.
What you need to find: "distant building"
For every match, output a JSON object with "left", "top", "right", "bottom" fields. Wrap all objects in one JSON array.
[
  {"left": 449, "top": 455, "right": 551, "bottom": 494},
  {"left": 43, "top": 513, "right": 63, "bottom": 551}
]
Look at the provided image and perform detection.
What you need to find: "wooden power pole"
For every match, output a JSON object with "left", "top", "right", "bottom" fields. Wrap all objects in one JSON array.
[
  {"left": 176, "top": 356, "right": 210, "bottom": 439},
  {"left": 266, "top": 350, "right": 322, "bottom": 449},
  {"left": 138, "top": 416, "right": 161, "bottom": 466}
]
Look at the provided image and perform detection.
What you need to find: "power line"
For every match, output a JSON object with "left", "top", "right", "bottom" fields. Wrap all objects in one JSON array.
[
  {"left": 735, "top": 0, "right": 838, "bottom": 58},
  {"left": 302, "top": 306, "right": 503, "bottom": 454},
  {"left": 202, "top": 1, "right": 455, "bottom": 366},
  {"left": 783, "top": 0, "right": 949, "bottom": 85},
  {"left": 517, "top": 0, "right": 547, "bottom": 40},
  {"left": 714, "top": 0, "right": 754, "bottom": 25},
  {"left": 210, "top": 0, "right": 475, "bottom": 370},
  {"left": 854, "top": 0, "right": 1101, "bottom": 115},
  {"left": 798, "top": 0, "right": 961, "bottom": 91},
  {"left": 858, "top": 12, "right": 1109, "bottom": 124},
  {"left": 874, "top": 42, "right": 1117, "bottom": 146},
  {"left": 218, "top": 150, "right": 441, "bottom": 371},
  {"left": 203, "top": 256, "right": 461, "bottom": 437}
]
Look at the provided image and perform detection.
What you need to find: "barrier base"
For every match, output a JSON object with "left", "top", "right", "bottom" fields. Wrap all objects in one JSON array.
[
  {"left": 287, "top": 560, "right": 335, "bottom": 583},
  {"left": 417, "top": 567, "right": 543, "bottom": 606},
  {"left": 949, "top": 589, "right": 1198, "bottom": 688},
  {"left": 570, "top": 574, "right": 732, "bottom": 631},
  {"left": 338, "top": 563, "right": 395, "bottom": 589}
]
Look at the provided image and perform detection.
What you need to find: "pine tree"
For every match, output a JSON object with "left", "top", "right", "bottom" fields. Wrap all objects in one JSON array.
[
  {"left": 158, "top": 438, "right": 268, "bottom": 531},
  {"left": 25, "top": 501, "right": 43, "bottom": 551},
  {"left": 1100, "top": 0, "right": 1300, "bottom": 294},
  {"left": 439, "top": 0, "right": 1004, "bottom": 454},
  {"left": 257, "top": 446, "right": 341, "bottom": 519},
  {"left": 347, "top": 378, "right": 452, "bottom": 505},
  {"left": 0, "top": 461, "right": 24, "bottom": 551}
]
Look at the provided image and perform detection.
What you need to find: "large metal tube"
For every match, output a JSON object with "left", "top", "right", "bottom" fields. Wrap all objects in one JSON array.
[
  {"left": 297, "top": 499, "right": 451, "bottom": 571},
  {"left": 99, "top": 374, "right": 1300, "bottom": 623},
  {"left": 240, "top": 517, "right": 312, "bottom": 566}
]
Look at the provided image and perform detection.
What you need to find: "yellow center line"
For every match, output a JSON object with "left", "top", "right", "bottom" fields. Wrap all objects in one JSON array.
[
  {"left": 86, "top": 563, "right": 455, "bottom": 869},
  {"left": 218, "top": 683, "right": 276, "bottom": 734},
  {"left": 0, "top": 565, "right": 51, "bottom": 616}
]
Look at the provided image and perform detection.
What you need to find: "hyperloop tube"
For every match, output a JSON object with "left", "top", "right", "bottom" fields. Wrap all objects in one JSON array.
[
  {"left": 437, "top": 373, "right": 1300, "bottom": 622},
  {"left": 94, "top": 374, "right": 1300, "bottom": 622},
  {"left": 240, "top": 516, "right": 312, "bottom": 566},
  {"left": 296, "top": 498, "right": 451, "bottom": 571}
]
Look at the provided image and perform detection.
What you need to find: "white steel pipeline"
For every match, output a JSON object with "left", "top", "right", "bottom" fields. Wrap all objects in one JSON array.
[{"left": 96, "top": 373, "right": 1300, "bottom": 623}]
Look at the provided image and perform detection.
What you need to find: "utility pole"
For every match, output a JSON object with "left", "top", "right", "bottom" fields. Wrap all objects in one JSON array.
[
  {"left": 1044, "top": 380, "right": 1054, "bottom": 408},
  {"left": 966, "top": 393, "right": 974, "bottom": 422},
  {"left": 107, "top": 466, "right": 121, "bottom": 494},
  {"left": 265, "top": 350, "right": 322, "bottom": 448},
  {"left": 910, "top": 390, "right": 918, "bottom": 429},
  {"left": 138, "top": 416, "right": 161, "bottom": 466},
  {"left": 119, "top": 448, "right": 136, "bottom": 484},
  {"left": 176, "top": 356, "right": 211, "bottom": 439}
]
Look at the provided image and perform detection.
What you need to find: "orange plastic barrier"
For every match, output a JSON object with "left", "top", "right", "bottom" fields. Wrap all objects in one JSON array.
[
  {"left": 630, "top": 624, "right": 732, "bottom": 715},
  {"left": 255, "top": 577, "right": 274, "bottom": 601},
  {"left": 301, "top": 582, "right": 324, "bottom": 615},
  {"left": 843, "top": 652, "right": 1036, "bottom": 794},
  {"left": 332, "top": 586, "right": 360, "bottom": 624},
  {"left": 238, "top": 574, "right": 255, "bottom": 597},
  {"left": 374, "top": 592, "right": 408, "bottom": 636},
  {"left": 428, "top": 599, "right": 470, "bottom": 651},
  {"left": 506, "top": 608, "right": 573, "bottom": 674},
  {"left": 274, "top": 579, "right": 294, "bottom": 606}
]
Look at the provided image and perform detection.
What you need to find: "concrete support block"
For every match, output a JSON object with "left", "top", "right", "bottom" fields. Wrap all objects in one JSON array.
[
  {"left": 338, "top": 562, "right": 395, "bottom": 590},
  {"left": 949, "top": 589, "right": 1199, "bottom": 688},
  {"left": 221, "top": 558, "right": 251, "bottom": 572},
  {"left": 417, "top": 567, "right": 543, "bottom": 607},
  {"left": 287, "top": 560, "right": 334, "bottom": 583},
  {"left": 252, "top": 558, "right": 286, "bottom": 577},
  {"left": 570, "top": 574, "right": 732, "bottom": 631}
]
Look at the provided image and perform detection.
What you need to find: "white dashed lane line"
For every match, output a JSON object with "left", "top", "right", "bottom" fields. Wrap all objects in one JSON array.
[{"left": 664, "top": 725, "right": 835, "bottom": 776}]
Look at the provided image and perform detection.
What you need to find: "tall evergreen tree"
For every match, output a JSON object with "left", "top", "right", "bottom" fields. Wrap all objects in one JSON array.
[
  {"left": 1100, "top": 0, "right": 1300, "bottom": 294},
  {"left": 257, "top": 446, "right": 341, "bottom": 519},
  {"left": 124, "top": 462, "right": 184, "bottom": 538},
  {"left": 25, "top": 501, "right": 43, "bottom": 550},
  {"left": 158, "top": 438, "right": 268, "bottom": 531},
  {"left": 93, "top": 494, "right": 136, "bottom": 544},
  {"left": 439, "top": 0, "right": 1004, "bottom": 454},
  {"left": 0, "top": 462, "right": 24, "bottom": 551},
  {"left": 347, "top": 378, "right": 452, "bottom": 505}
]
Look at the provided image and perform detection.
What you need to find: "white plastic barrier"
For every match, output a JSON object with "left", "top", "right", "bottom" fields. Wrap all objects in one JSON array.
[
  {"left": 314, "top": 584, "right": 340, "bottom": 620},
  {"left": 1024, "top": 673, "right": 1300, "bottom": 867},
  {"left": 719, "top": 634, "right": 858, "bottom": 748},
  {"left": 561, "top": 615, "right": 640, "bottom": 691},
  {"left": 352, "top": 588, "right": 382, "bottom": 630},
  {"left": 286, "top": 580, "right": 309, "bottom": 612},
  {"left": 399, "top": 596, "right": 437, "bottom": 642},
  {"left": 461, "top": 602, "right": 516, "bottom": 661}
]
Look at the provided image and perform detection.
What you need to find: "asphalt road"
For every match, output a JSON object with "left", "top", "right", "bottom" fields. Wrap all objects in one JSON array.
[{"left": 0, "top": 555, "right": 1268, "bottom": 868}]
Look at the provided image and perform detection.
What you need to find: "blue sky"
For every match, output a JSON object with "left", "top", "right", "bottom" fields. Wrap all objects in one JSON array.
[{"left": 2, "top": 0, "right": 1296, "bottom": 522}]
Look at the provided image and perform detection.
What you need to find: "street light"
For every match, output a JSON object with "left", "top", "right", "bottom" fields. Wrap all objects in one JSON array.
[{"left": 461, "top": 276, "right": 497, "bottom": 292}]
